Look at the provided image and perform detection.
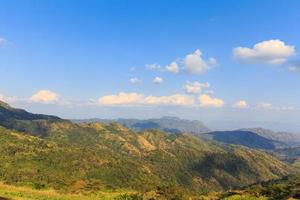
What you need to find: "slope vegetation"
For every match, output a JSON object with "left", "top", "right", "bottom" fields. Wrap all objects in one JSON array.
[{"left": 0, "top": 101, "right": 296, "bottom": 198}]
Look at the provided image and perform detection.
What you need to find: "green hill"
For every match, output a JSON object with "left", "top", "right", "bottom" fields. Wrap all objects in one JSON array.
[{"left": 0, "top": 101, "right": 297, "bottom": 199}]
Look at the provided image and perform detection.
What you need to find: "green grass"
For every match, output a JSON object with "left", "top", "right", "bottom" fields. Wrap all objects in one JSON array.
[
  {"left": 0, "top": 182, "right": 139, "bottom": 200},
  {"left": 223, "top": 195, "right": 267, "bottom": 200}
]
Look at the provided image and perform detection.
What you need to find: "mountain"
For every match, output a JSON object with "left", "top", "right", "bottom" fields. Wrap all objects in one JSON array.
[
  {"left": 0, "top": 100, "right": 61, "bottom": 121},
  {"left": 73, "top": 116, "right": 210, "bottom": 135},
  {"left": 0, "top": 101, "right": 297, "bottom": 198},
  {"left": 241, "top": 128, "right": 300, "bottom": 147},
  {"left": 201, "top": 130, "right": 282, "bottom": 150},
  {"left": 0, "top": 100, "right": 66, "bottom": 136},
  {"left": 202, "top": 128, "right": 300, "bottom": 150}
]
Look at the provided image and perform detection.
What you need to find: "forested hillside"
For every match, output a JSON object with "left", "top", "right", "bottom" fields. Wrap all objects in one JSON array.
[{"left": 0, "top": 101, "right": 298, "bottom": 199}]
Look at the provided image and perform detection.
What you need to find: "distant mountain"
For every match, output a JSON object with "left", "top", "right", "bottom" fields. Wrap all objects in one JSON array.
[
  {"left": 201, "top": 130, "right": 281, "bottom": 150},
  {"left": 241, "top": 128, "right": 300, "bottom": 147},
  {"left": 202, "top": 128, "right": 300, "bottom": 150},
  {"left": 0, "top": 101, "right": 294, "bottom": 197},
  {"left": 73, "top": 116, "right": 210, "bottom": 135}
]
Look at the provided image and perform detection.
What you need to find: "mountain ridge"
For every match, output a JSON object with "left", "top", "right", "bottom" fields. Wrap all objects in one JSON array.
[{"left": 72, "top": 116, "right": 211, "bottom": 135}]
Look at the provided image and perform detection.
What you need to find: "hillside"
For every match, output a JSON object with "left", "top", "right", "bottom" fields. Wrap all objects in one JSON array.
[
  {"left": 73, "top": 116, "right": 210, "bottom": 135},
  {"left": 202, "top": 175, "right": 300, "bottom": 200},
  {"left": 273, "top": 147, "right": 300, "bottom": 162},
  {"left": 0, "top": 101, "right": 297, "bottom": 198}
]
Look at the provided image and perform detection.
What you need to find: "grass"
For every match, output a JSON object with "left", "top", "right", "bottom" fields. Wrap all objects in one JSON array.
[
  {"left": 0, "top": 182, "right": 137, "bottom": 200},
  {"left": 223, "top": 195, "right": 267, "bottom": 200}
]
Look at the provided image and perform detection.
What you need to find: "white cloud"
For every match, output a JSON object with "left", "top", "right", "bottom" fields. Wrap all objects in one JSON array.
[
  {"left": 144, "top": 94, "right": 194, "bottom": 106},
  {"left": 129, "top": 77, "right": 141, "bottom": 84},
  {"left": 199, "top": 94, "right": 224, "bottom": 108},
  {"left": 233, "top": 100, "right": 248, "bottom": 109},
  {"left": 146, "top": 49, "right": 216, "bottom": 75},
  {"left": 0, "top": 38, "right": 7, "bottom": 46},
  {"left": 153, "top": 77, "right": 164, "bottom": 84},
  {"left": 165, "top": 62, "right": 179, "bottom": 74},
  {"left": 98, "top": 92, "right": 144, "bottom": 105},
  {"left": 233, "top": 40, "right": 295, "bottom": 65},
  {"left": 184, "top": 49, "right": 217, "bottom": 75},
  {"left": 30, "top": 90, "right": 59, "bottom": 104},
  {"left": 98, "top": 92, "right": 195, "bottom": 106},
  {"left": 184, "top": 81, "right": 210, "bottom": 94}
]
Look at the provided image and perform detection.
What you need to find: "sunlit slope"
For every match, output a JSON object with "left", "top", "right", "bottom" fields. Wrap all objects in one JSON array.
[{"left": 0, "top": 121, "right": 292, "bottom": 194}]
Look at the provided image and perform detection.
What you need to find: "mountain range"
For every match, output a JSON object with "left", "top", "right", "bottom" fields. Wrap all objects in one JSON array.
[
  {"left": 73, "top": 116, "right": 210, "bottom": 135},
  {"left": 202, "top": 128, "right": 300, "bottom": 150},
  {"left": 1, "top": 100, "right": 299, "bottom": 199},
  {"left": 73, "top": 117, "right": 300, "bottom": 151}
]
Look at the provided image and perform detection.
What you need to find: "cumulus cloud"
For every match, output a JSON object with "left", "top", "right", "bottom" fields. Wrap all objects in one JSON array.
[
  {"left": 129, "top": 77, "right": 141, "bottom": 84},
  {"left": 184, "top": 81, "right": 210, "bottom": 94},
  {"left": 153, "top": 77, "right": 164, "bottom": 84},
  {"left": 233, "top": 40, "right": 295, "bottom": 65},
  {"left": 199, "top": 94, "right": 224, "bottom": 108},
  {"left": 165, "top": 62, "right": 179, "bottom": 74},
  {"left": 98, "top": 92, "right": 144, "bottom": 105},
  {"left": 98, "top": 92, "right": 195, "bottom": 106},
  {"left": 146, "top": 49, "right": 216, "bottom": 75},
  {"left": 184, "top": 49, "right": 217, "bottom": 75},
  {"left": 30, "top": 90, "right": 59, "bottom": 104},
  {"left": 144, "top": 94, "right": 194, "bottom": 106},
  {"left": 233, "top": 100, "right": 248, "bottom": 109}
]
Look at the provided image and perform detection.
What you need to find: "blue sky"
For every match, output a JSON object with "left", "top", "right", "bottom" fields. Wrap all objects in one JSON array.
[{"left": 1, "top": 0, "right": 300, "bottom": 131}]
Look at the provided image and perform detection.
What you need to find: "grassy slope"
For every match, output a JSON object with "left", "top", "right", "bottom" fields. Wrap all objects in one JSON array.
[
  {"left": 1, "top": 176, "right": 300, "bottom": 200},
  {"left": 0, "top": 182, "right": 138, "bottom": 200},
  {"left": 203, "top": 175, "right": 300, "bottom": 200},
  {"left": 0, "top": 121, "right": 294, "bottom": 196}
]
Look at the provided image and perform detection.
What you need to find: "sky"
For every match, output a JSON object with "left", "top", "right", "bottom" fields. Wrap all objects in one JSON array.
[{"left": 1, "top": 0, "right": 300, "bottom": 132}]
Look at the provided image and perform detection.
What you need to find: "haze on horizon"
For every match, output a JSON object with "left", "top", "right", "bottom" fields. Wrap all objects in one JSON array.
[{"left": 0, "top": 0, "right": 300, "bottom": 132}]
